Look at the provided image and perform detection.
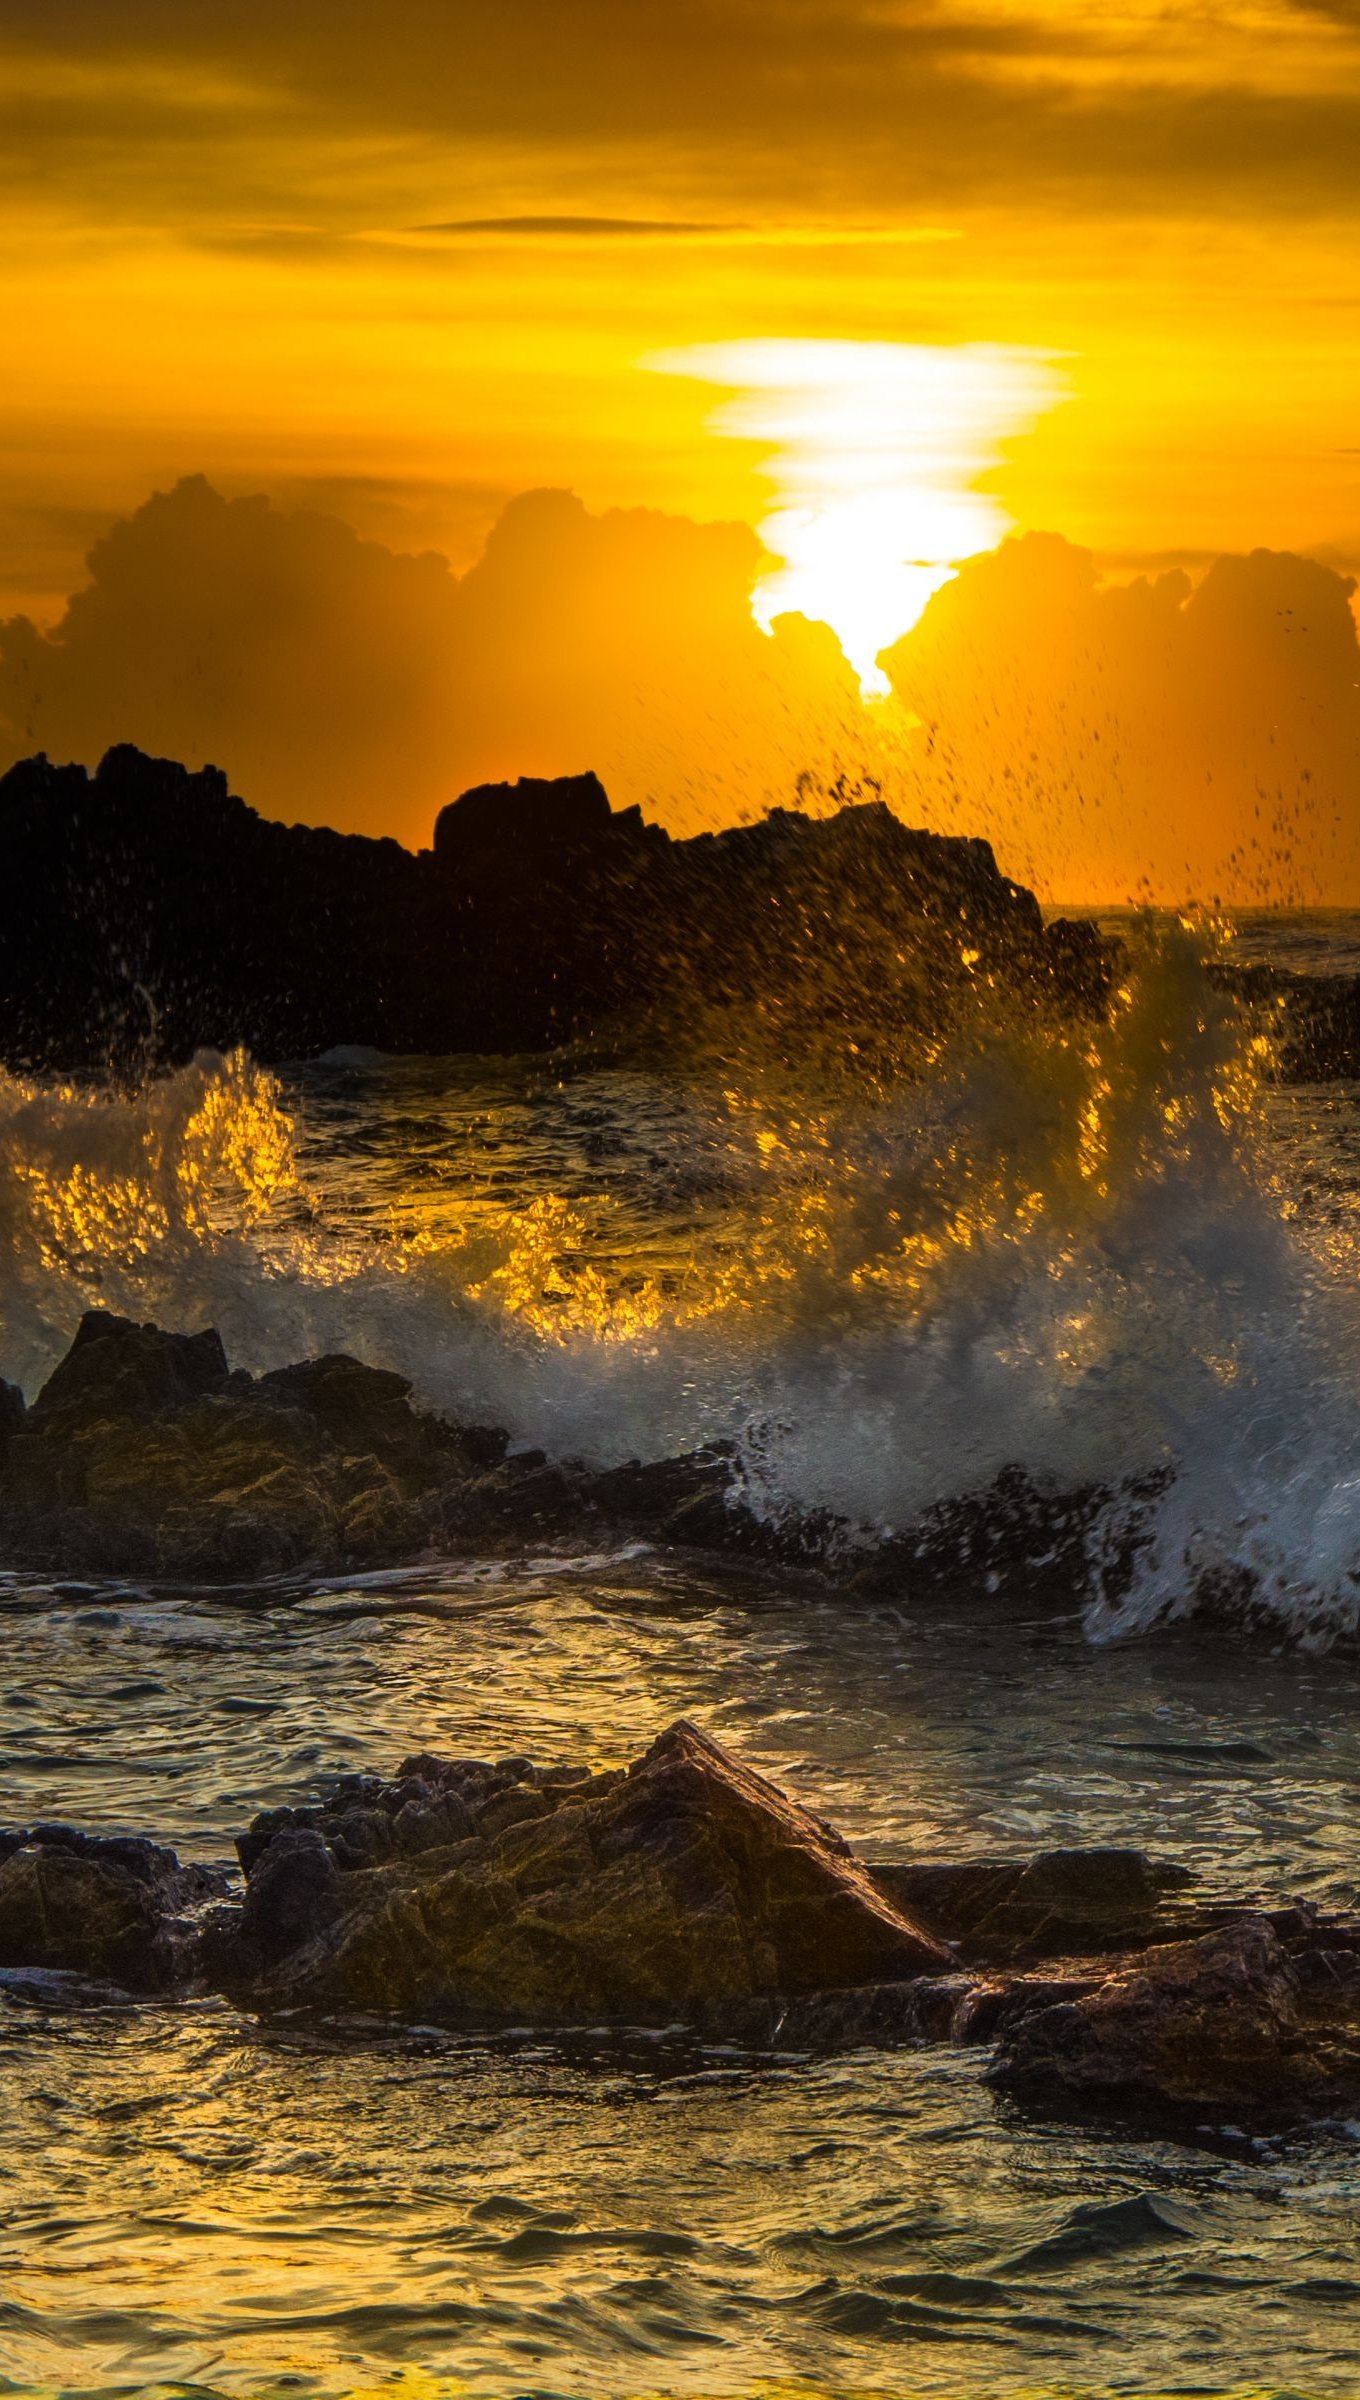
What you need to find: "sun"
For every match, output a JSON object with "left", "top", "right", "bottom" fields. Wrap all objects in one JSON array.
[{"left": 649, "top": 338, "right": 1065, "bottom": 695}]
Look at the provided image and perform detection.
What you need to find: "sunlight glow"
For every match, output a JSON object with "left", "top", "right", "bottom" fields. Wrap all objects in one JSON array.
[{"left": 649, "top": 339, "right": 1064, "bottom": 694}]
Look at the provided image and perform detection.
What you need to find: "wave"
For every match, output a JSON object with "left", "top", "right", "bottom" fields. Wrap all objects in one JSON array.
[{"left": 4, "top": 921, "right": 1359, "bottom": 1642}]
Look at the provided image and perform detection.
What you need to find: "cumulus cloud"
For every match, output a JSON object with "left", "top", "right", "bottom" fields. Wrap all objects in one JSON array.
[
  {"left": 0, "top": 476, "right": 870, "bottom": 848},
  {"left": 6, "top": 476, "right": 1360, "bottom": 898},
  {"left": 0, "top": 480, "right": 466, "bottom": 846},
  {"left": 883, "top": 532, "right": 1360, "bottom": 902}
]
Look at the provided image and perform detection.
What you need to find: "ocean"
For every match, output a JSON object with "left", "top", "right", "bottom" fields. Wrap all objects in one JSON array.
[{"left": 5, "top": 912, "right": 1360, "bottom": 2397}]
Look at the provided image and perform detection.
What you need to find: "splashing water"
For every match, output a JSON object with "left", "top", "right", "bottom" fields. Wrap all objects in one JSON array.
[{"left": 5, "top": 922, "right": 1360, "bottom": 1641}]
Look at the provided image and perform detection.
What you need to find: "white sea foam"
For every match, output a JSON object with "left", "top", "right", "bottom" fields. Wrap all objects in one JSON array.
[{"left": 4, "top": 922, "right": 1360, "bottom": 1641}]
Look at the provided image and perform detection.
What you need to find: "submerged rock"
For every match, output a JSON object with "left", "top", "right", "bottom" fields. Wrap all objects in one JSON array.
[
  {"left": 0, "top": 1825, "right": 229, "bottom": 1993},
  {"left": 988, "top": 1913, "right": 1360, "bottom": 2120},
  {"left": 211, "top": 1719, "right": 952, "bottom": 2022}
]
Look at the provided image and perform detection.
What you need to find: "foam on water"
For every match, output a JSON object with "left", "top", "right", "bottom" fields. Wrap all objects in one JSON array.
[{"left": 5, "top": 920, "right": 1360, "bottom": 1642}]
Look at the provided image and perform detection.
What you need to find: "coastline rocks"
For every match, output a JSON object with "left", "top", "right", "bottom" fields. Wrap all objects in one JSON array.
[
  {"left": 0, "top": 1312, "right": 1113, "bottom": 1589},
  {"left": 26, "top": 1311, "right": 232, "bottom": 1432},
  {"left": 210, "top": 1719, "right": 952, "bottom": 2021},
  {"left": 0, "top": 747, "right": 1107, "bottom": 1074},
  {"left": 0, "top": 1312, "right": 766, "bottom": 1579},
  {"left": 988, "top": 1914, "right": 1360, "bottom": 2120},
  {"left": 875, "top": 1847, "right": 1195, "bottom": 1965},
  {"left": 0, "top": 1311, "right": 479, "bottom": 1577},
  {"left": 0, "top": 1825, "right": 229, "bottom": 1992},
  {"left": 5, "top": 1728, "right": 1360, "bottom": 2133}
]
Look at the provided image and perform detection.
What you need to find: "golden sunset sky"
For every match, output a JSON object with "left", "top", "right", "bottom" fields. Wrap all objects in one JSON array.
[{"left": 4, "top": 1, "right": 1360, "bottom": 898}]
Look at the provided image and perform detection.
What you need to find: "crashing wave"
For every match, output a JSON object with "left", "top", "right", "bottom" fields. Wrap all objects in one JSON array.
[{"left": 2, "top": 920, "right": 1357, "bottom": 1640}]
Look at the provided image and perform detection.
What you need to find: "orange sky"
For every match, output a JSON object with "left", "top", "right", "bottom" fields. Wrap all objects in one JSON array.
[{"left": 4, "top": 1, "right": 1360, "bottom": 897}]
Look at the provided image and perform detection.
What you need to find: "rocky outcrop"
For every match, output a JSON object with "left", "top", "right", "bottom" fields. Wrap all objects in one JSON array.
[
  {"left": 209, "top": 1720, "right": 952, "bottom": 2020},
  {"left": 874, "top": 1847, "right": 1195, "bottom": 1965},
  {"left": 0, "top": 1825, "right": 228, "bottom": 1992},
  {"left": 0, "top": 1313, "right": 1124, "bottom": 1590},
  {"left": 0, "top": 1311, "right": 760, "bottom": 1578},
  {"left": 988, "top": 1912, "right": 1360, "bottom": 2121},
  {"left": 0, "top": 747, "right": 1105, "bottom": 1074},
  {"left": 0, "top": 1310, "right": 486, "bottom": 1577},
  {"left": 2, "top": 1724, "right": 1359, "bottom": 2133}
]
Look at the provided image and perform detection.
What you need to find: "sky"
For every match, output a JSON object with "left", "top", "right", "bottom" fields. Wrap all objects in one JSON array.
[{"left": 3, "top": 1, "right": 1360, "bottom": 897}]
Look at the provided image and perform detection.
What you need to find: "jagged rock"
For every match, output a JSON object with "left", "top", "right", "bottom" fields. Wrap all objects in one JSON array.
[
  {"left": 433, "top": 771, "right": 616, "bottom": 880},
  {"left": 0, "top": 1311, "right": 778, "bottom": 1577},
  {"left": 0, "top": 1825, "right": 229, "bottom": 1992},
  {"left": 29, "top": 1311, "right": 230, "bottom": 1432},
  {"left": 874, "top": 1848, "right": 1194, "bottom": 1964},
  {"left": 988, "top": 1913, "right": 1360, "bottom": 2119},
  {"left": 16, "top": 1739, "right": 1360, "bottom": 2131},
  {"left": 0, "top": 1312, "right": 1155, "bottom": 1586},
  {"left": 0, "top": 747, "right": 1106, "bottom": 1073},
  {"left": 211, "top": 1720, "right": 952, "bottom": 2022},
  {"left": 0, "top": 1311, "right": 471, "bottom": 1577}
]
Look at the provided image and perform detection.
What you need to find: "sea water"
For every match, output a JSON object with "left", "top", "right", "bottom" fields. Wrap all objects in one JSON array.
[{"left": 4, "top": 916, "right": 1360, "bottom": 2396}]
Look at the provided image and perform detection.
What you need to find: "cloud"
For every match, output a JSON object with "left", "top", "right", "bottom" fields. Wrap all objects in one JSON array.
[
  {"left": 415, "top": 216, "right": 745, "bottom": 238},
  {"left": 6, "top": 474, "right": 1360, "bottom": 899},
  {"left": 0, "top": 476, "right": 869, "bottom": 849},
  {"left": 5, "top": 0, "right": 1360, "bottom": 238},
  {"left": 882, "top": 532, "right": 1360, "bottom": 902}
]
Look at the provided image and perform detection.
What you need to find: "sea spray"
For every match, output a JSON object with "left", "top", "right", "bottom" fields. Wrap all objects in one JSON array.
[{"left": 5, "top": 921, "right": 1360, "bottom": 1637}]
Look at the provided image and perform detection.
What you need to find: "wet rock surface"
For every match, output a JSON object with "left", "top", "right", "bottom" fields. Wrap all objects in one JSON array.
[
  {"left": 0, "top": 1311, "right": 480, "bottom": 1577},
  {"left": 0, "top": 1311, "right": 756, "bottom": 1578},
  {"left": 210, "top": 1719, "right": 951, "bottom": 2020},
  {"left": 0, "top": 1721, "right": 1357, "bottom": 2130},
  {"left": 988, "top": 1912, "right": 1360, "bottom": 2122},
  {"left": 0, "top": 1825, "right": 228, "bottom": 1992},
  {"left": 0, "top": 1312, "right": 1120, "bottom": 1592}
]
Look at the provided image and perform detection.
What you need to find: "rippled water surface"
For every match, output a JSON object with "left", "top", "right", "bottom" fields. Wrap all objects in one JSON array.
[
  {"left": 6, "top": 1562, "right": 1360, "bottom": 2398},
  {"left": 9, "top": 916, "right": 1360, "bottom": 2396}
]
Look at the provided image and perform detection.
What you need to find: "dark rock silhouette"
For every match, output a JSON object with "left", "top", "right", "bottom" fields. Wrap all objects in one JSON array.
[
  {"left": 433, "top": 768, "right": 617, "bottom": 875},
  {"left": 0, "top": 745, "right": 1102, "bottom": 1073}
]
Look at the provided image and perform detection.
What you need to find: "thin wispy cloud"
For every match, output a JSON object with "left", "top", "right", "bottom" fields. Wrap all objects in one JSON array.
[{"left": 417, "top": 214, "right": 745, "bottom": 238}]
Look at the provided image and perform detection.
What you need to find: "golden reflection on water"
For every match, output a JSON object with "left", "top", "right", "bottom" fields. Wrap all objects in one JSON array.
[
  {"left": 0, "top": 2380, "right": 1335, "bottom": 2399},
  {"left": 1, "top": 921, "right": 1278, "bottom": 1384},
  {"left": 5, "top": 1047, "right": 298, "bottom": 1282}
]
